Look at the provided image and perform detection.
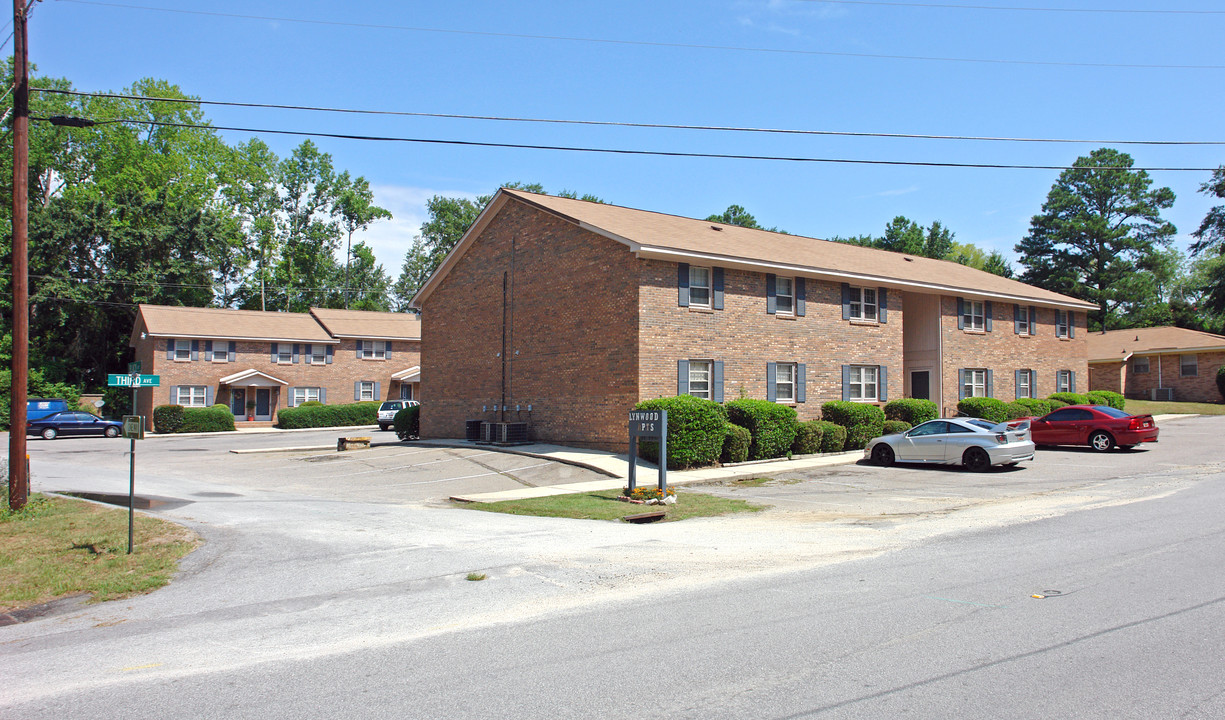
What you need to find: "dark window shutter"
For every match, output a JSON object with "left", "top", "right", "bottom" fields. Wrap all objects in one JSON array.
[
  {"left": 292, "top": 344, "right": 300, "bottom": 364},
  {"left": 957, "top": 298, "right": 965, "bottom": 329},
  {"left": 958, "top": 369, "right": 966, "bottom": 400},
  {"left": 795, "top": 278, "right": 806, "bottom": 317},
  {"left": 1070, "top": 371, "right": 1077, "bottom": 393},
  {"left": 796, "top": 363, "right": 807, "bottom": 403},
  {"left": 879, "top": 288, "right": 888, "bottom": 324},
  {"left": 169, "top": 385, "right": 179, "bottom": 404},
  {"left": 320, "top": 388, "right": 327, "bottom": 404},
  {"left": 677, "top": 360, "right": 690, "bottom": 396},
  {"left": 190, "top": 340, "right": 199, "bottom": 361},
  {"left": 1015, "top": 370, "right": 1023, "bottom": 399},
  {"left": 677, "top": 263, "right": 690, "bottom": 307},
  {"left": 1029, "top": 369, "right": 1037, "bottom": 398},
  {"left": 766, "top": 273, "right": 777, "bottom": 314},
  {"left": 842, "top": 365, "right": 851, "bottom": 402},
  {"left": 229, "top": 341, "right": 236, "bottom": 361},
  {"left": 841, "top": 284, "right": 851, "bottom": 320},
  {"left": 271, "top": 343, "right": 278, "bottom": 363},
  {"left": 985, "top": 301, "right": 993, "bottom": 332},
  {"left": 288, "top": 387, "right": 297, "bottom": 408},
  {"left": 879, "top": 365, "right": 888, "bottom": 402},
  {"left": 374, "top": 382, "right": 381, "bottom": 400},
  {"left": 206, "top": 387, "right": 214, "bottom": 406},
  {"left": 1029, "top": 306, "right": 1038, "bottom": 335},
  {"left": 356, "top": 341, "right": 363, "bottom": 359},
  {"left": 1069, "top": 312, "right": 1076, "bottom": 338},
  {"left": 304, "top": 344, "right": 312, "bottom": 364},
  {"left": 1014, "top": 305, "right": 1022, "bottom": 334},
  {"left": 326, "top": 345, "right": 333, "bottom": 364},
  {"left": 205, "top": 340, "right": 213, "bottom": 361},
  {"left": 712, "top": 268, "right": 724, "bottom": 310},
  {"left": 354, "top": 382, "right": 361, "bottom": 401},
  {"left": 986, "top": 369, "right": 994, "bottom": 398},
  {"left": 713, "top": 361, "right": 724, "bottom": 403},
  {"left": 385, "top": 341, "right": 393, "bottom": 359},
  {"left": 166, "top": 339, "right": 174, "bottom": 361},
  {"left": 766, "top": 363, "right": 778, "bottom": 402}
]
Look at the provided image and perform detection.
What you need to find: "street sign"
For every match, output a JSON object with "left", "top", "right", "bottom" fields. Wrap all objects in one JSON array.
[
  {"left": 127, "top": 361, "right": 141, "bottom": 374},
  {"left": 107, "top": 374, "right": 160, "bottom": 388},
  {"left": 628, "top": 409, "right": 666, "bottom": 438},
  {"left": 627, "top": 409, "right": 667, "bottom": 493},
  {"left": 122, "top": 415, "right": 144, "bottom": 440}
]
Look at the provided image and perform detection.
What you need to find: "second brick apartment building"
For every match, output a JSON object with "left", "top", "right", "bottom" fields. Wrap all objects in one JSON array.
[{"left": 411, "top": 189, "right": 1094, "bottom": 451}]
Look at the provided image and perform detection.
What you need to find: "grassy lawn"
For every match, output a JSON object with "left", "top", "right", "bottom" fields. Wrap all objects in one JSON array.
[
  {"left": 1, "top": 493, "right": 199, "bottom": 612},
  {"left": 1125, "top": 399, "right": 1225, "bottom": 416},
  {"left": 460, "top": 488, "right": 764, "bottom": 522}
]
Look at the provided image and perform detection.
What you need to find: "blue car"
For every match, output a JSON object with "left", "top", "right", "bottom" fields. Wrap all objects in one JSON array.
[{"left": 27, "top": 411, "right": 123, "bottom": 440}]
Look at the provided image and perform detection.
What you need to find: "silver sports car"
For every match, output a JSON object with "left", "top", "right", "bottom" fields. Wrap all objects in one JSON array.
[{"left": 864, "top": 418, "right": 1035, "bottom": 472}]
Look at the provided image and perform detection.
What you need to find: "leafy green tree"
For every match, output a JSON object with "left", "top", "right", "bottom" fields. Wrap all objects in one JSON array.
[
  {"left": 878, "top": 216, "right": 926, "bottom": 254},
  {"left": 1016, "top": 148, "right": 1176, "bottom": 330},
  {"left": 1190, "top": 166, "right": 1225, "bottom": 318},
  {"left": 705, "top": 204, "right": 786, "bottom": 233},
  {"left": 343, "top": 242, "right": 392, "bottom": 311},
  {"left": 946, "top": 241, "right": 1014, "bottom": 278},
  {"left": 336, "top": 173, "right": 392, "bottom": 308}
]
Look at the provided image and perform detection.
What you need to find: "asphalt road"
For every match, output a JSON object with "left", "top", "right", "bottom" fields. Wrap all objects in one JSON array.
[{"left": 3, "top": 417, "right": 1223, "bottom": 718}]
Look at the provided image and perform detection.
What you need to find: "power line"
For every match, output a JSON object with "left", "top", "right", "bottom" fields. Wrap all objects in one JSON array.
[
  {"left": 30, "top": 114, "right": 1222, "bottom": 173},
  {"left": 802, "top": 0, "right": 1225, "bottom": 14},
  {"left": 32, "top": 88, "right": 1225, "bottom": 147},
  {"left": 52, "top": 0, "right": 1225, "bottom": 70},
  {"left": 15, "top": 271, "right": 392, "bottom": 295}
]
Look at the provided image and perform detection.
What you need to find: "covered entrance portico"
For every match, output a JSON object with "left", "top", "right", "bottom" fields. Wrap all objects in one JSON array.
[
  {"left": 391, "top": 366, "right": 421, "bottom": 402},
  {"left": 219, "top": 369, "right": 287, "bottom": 422}
]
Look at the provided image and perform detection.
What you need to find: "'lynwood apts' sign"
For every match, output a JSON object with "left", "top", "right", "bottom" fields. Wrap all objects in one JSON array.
[{"left": 627, "top": 409, "right": 667, "bottom": 492}]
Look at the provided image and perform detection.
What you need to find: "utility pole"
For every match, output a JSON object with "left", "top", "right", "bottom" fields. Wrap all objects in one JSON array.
[{"left": 8, "top": 0, "right": 29, "bottom": 510}]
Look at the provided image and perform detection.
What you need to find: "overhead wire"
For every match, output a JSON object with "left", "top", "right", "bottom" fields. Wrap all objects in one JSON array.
[{"left": 801, "top": 0, "right": 1225, "bottom": 14}]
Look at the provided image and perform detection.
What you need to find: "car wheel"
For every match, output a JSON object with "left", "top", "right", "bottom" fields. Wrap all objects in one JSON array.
[
  {"left": 962, "top": 446, "right": 991, "bottom": 472},
  {"left": 871, "top": 444, "right": 895, "bottom": 467},
  {"left": 379, "top": 424, "right": 389, "bottom": 431},
  {"left": 104, "top": 426, "right": 120, "bottom": 438},
  {"left": 1089, "top": 431, "right": 1115, "bottom": 453},
  {"left": 41, "top": 427, "right": 57, "bottom": 440}
]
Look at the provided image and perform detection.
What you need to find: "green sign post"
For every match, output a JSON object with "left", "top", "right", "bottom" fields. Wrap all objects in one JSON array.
[
  {"left": 108, "top": 372, "right": 156, "bottom": 553},
  {"left": 107, "top": 374, "right": 159, "bottom": 388}
]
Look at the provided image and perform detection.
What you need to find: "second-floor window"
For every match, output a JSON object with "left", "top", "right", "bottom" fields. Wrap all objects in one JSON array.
[
  {"left": 311, "top": 345, "right": 328, "bottom": 364},
  {"left": 360, "top": 340, "right": 386, "bottom": 360},
  {"left": 688, "top": 266, "right": 711, "bottom": 308},
  {"left": 174, "top": 339, "right": 191, "bottom": 361},
  {"left": 775, "top": 276, "right": 794, "bottom": 315},
  {"left": 849, "top": 286, "right": 878, "bottom": 321},
  {"left": 963, "top": 301, "right": 985, "bottom": 331},
  {"left": 277, "top": 344, "right": 293, "bottom": 364},
  {"left": 212, "top": 342, "right": 229, "bottom": 362},
  {"left": 1056, "top": 311, "right": 1071, "bottom": 338}
]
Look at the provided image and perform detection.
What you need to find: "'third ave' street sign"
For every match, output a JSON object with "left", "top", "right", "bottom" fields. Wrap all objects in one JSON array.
[{"left": 107, "top": 374, "right": 160, "bottom": 388}]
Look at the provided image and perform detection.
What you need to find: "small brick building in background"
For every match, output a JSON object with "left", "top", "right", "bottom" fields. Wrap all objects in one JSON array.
[
  {"left": 412, "top": 189, "right": 1093, "bottom": 451},
  {"left": 129, "top": 305, "right": 420, "bottom": 424},
  {"left": 1088, "top": 326, "right": 1225, "bottom": 403}
]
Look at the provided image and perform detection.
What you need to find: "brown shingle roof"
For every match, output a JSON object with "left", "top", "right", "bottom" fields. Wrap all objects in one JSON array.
[
  {"left": 308, "top": 308, "right": 421, "bottom": 340},
  {"left": 413, "top": 189, "right": 1096, "bottom": 310},
  {"left": 1087, "top": 326, "right": 1225, "bottom": 362},
  {"left": 133, "top": 304, "right": 335, "bottom": 344}
]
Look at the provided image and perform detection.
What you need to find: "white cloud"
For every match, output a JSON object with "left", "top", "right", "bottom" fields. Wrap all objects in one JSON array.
[
  {"left": 858, "top": 185, "right": 920, "bottom": 199},
  {"left": 347, "top": 184, "right": 479, "bottom": 275}
]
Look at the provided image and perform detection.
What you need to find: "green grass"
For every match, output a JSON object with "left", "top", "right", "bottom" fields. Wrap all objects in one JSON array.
[
  {"left": 1125, "top": 398, "right": 1225, "bottom": 416},
  {"left": 1, "top": 493, "right": 199, "bottom": 612},
  {"left": 460, "top": 488, "right": 764, "bottom": 522}
]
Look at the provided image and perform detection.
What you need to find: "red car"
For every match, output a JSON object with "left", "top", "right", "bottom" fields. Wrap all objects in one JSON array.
[{"left": 1029, "top": 405, "right": 1159, "bottom": 452}]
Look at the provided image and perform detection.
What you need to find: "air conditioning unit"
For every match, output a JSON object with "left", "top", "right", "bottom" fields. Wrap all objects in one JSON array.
[
  {"left": 1151, "top": 388, "right": 1175, "bottom": 401},
  {"left": 478, "top": 422, "right": 529, "bottom": 445}
]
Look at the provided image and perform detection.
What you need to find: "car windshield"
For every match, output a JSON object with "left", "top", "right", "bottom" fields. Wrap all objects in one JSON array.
[
  {"left": 1094, "top": 406, "right": 1130, "bottom": 419},
  {"left": 380, "top": 402, "right": 402, "bottom": 411}
]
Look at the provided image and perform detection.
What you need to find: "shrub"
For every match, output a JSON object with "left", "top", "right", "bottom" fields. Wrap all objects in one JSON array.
[
  {"left": 299, "top": 400, "right": 324, "bottom": 407},
  {"left": 0, "top": 368, "right": 83, "bottom": 429},
  {"left": 820, "top": 401, "right": 885, "bottom": 450},
  {"left": 721, "top": 423, "right": 751, "bottom": 464},
  {"left": 1219, "top": 366, "right": 1225, "bottom": 402},
  {"left": 725, "top": 399, "right": 798, "bottom": 460},
  {"left": 1046, "top": 398, "right": 1068, "bottom": 409},
  {"left": 882, "top": 420, "right": 912, "bottom": 435},
  {"left": 1005, "top": 402, "right": 1032, "bottom": 420},
  {"left": 811, "top": 421, "right": 846, "bottom": 453},
  {"left": 1012, "top": 397, "right": 1054, "bottom": 416},
  {"left": 634, "top": 395, "right": 728, "bottom": 470},
  {"left": 179, "top": 404, "right": 236, "bottom": 433},
  {"left": 277, "top": 401, "right": 380, "bottom": 429},
  {"left": 883, "top": 398, "right": 938, "bottom": 426},
  {"left": 153, "top": 404, "right": 185, "bottom": 434},
  {"left": 394, "top": 405, "right": 420, "bottom": 440},
  {"left": 791, "top": 421, "right": 825, "bottom": 455},
  {"left": 957, "top": 397, "right": 1010, "bottom": 424},
  {"left": 1048, "top": 392, "right": 1090, "bottom": 406},
  {"left": 1086, "top": 390, "right": 1125, "bottom": 410}
]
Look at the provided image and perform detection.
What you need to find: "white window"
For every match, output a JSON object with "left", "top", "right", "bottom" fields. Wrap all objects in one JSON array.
[
  {"left": 358, "top": 381, "right": 376, "bottom": 401},
  {"left": 212, "top": 342, "right": 229, "bottom": 362},
  {"left": 1017, "top": 369, "right": 1033, "bottom": 399},
  {"left": 276, "top": 344, "right": 293, "bottom": 364},
  {"left": 775, "top": 277, "right": 794, "bottom": 315},
  {"left": 1057, "top": 370, "right": 1072, "bottom": 393},
  {"left": 174, "top": 339, "right": 191, "bottom": 362},
  {"left": 963, "top": 300, "right": 985, "bottom": 331},
  {"left": 292, "top": 387, "right": 320, "bottom": 406},
  {"left": 963, "top": 369, "right": 987, "bottom": 398},
  {"left": 1017, "top": 306, "right": 1031, "bottom": 335},
  {"left": 310, "top": 345, "right": 328, "bottom": 364},
  {"left": 1056, "top": 311, "right": 1070, "bottom": 338},
  {"left": 688, "top": 266, "right": 711, "bottom": 308},
  {"left": 688, "top": 360, "right": 713, "bottom": 400},
  {"left": 849, "top": 286, "right": 878, "bottom": 321},
  {"left": 1181, "top": 354, "right": 1198, "bottom": 377},
  {"left": 1133, "top": 356, "right": 1150, "bottom": 374},
  {"left": 775, "top": 363, "right": 796, "bottom": 403},
  {"left": 360, "top": 340, "right": 386, "bottom": 360},
  {"left": 849, "top": 365, "right": 878, "bottom": 402},
  {"left": 176, "top": 386, "right": 206, "bottom": 407}
]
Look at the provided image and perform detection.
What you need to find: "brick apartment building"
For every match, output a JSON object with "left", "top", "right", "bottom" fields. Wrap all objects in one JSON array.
[
  {"left": 129, "top": 305, "right": 421, "bottom": 424},
  {"left": 1088, "top": 326, "right": 1225, "bottom": 403},
  {"left": 411, "top": 189, "right": 1094, "bottom": 451}
]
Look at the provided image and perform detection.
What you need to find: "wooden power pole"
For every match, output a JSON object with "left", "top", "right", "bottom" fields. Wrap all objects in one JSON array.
[{"left": 8, "top": 0, "right": 29, "bottom": 510}]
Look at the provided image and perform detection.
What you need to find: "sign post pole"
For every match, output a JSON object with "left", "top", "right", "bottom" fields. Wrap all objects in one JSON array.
[{"left": 121, "top": 414, "right": 144, "bottom": 554}]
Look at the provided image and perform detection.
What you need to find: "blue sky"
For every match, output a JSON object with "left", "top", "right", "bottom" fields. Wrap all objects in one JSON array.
[{"left": 23, "top": 0, "right": 1225, "bottom": 278}]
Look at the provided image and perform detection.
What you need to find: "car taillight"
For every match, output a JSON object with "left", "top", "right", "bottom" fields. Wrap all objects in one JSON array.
[{"left": 995, "top": 433, "right": 1007, "bottom": 444}]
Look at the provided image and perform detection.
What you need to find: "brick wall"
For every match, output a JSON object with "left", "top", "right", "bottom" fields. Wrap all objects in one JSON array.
[
  {"left": 420, "top": 198, "right": 640, "bottom": 450},
  {"left": 1123, "top": 351, "right": 1225, "bottom": 403},
  {"left": 939, "top": 299, "right": 1089, "bottom": 412}
]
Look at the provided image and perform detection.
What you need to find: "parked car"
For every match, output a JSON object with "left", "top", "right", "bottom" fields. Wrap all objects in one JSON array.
[
  {"left": 377, "top": 400, "right": 419, "bottom": 431},
  {"left": 1029, "top": 405, "right": 1158, "bottom": 452},
  {"left": 27, "top": 411, "right": 123, "bottom": 440},
  {"left": 27, "top": 397, "right": 69, "bottom": 422},
  {"left": 865, "top": 417, "right": 1035, "bottom": 472}
]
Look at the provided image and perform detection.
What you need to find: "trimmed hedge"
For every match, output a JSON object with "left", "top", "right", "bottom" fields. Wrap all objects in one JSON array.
[
  {"left": 277, "top": 401, "right": 380, "bottom": 429},
  {"left": 811, "top": 421, "right": 846, "bottom": 453},
  {"left": 1048, "top": 392, "right": 1090, "bottom": 406},
  {"left": 153, "top": 404, "right": 185, "bottom": 434},
  {"left": 725, "top": 398, "right": 799, "bottom": 460},
  {"left": 1086, "top": 390, "right": 1125, "bottom": 410},
  {"left": 882, "top": 420, "right": 912, "bottom": 435},
  {"left": 1012, "top": 397, "right": 1054, "bottom": 416},
  {"left": 820, "top": 401, "right": 885, "bottom": 450},
  {"left": 791, "top": 421, "right": 825, "bottom": 455},
  {"left": 884, "top": 398, "right": 938, "bottom": 426},
  {"left": 1005, "top": 402, "right": 1032, "bottom": 420},
  {"left": 957, "top": 397, "right": 1010, "bottom": 424},
  {"left": 1046, "top": 397, "right": 1069, "bottom": 409},
  {"left": 635, "top": 395, "right": 728, "bottom": 470},
  {"left": 394, "top": 405, "right": 420, "bottom": 440},
  {"left": 180, "top": 404, "right": 236, "bottom": 433},
  {"left": 721, "top": 423, "right": 751, "bottom": 464}
]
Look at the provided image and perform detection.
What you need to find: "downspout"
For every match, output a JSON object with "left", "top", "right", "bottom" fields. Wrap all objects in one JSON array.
[{"left": 500, "top": 270, "right": 507, "bottom": 422}]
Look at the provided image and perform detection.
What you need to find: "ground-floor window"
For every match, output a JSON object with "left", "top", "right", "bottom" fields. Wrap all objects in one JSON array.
[
  {"left": 358, "top": 381, "right": 376, "bottom": 402},
  {"left": 176, "top": 386, "right": 207, "bottom": 407},
  {"left": 774, "top": 363, "right": 797, "bottom": 403},
  {"left": 688, "top": 360, "right": 713, "bottom": 400},
  {"left": 292, "top": 387, "right": 320, "bottom": 406},
  {"left": 1056, "top": 370, "right": 1073, "bottom": 393},
  {"left": 848, "top": 365, "right": 878, "bottom": 401},
  {"left": 962, "top": 369, "right": 987, "bottom": 398},
  {"left": 1181, "top": 354, "right": 1198, "bottom": 377},
  {"left": 1016, "top": 369, "right": 1034, "bottom": 399}
]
